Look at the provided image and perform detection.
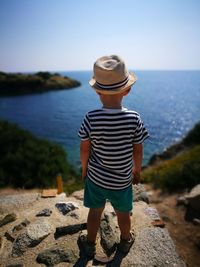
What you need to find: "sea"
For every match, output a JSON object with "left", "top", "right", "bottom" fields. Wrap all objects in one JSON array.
[{"left": 0, "top": 71, "right": 200, "bottom": 168}]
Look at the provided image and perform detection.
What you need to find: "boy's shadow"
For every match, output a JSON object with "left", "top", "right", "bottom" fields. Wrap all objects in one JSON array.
[
  {"left": 95, "top": 250, "right": 127, "bottom": 267},
  {"left": 73, "top": 249, "right": 127, "bottom": 267}
]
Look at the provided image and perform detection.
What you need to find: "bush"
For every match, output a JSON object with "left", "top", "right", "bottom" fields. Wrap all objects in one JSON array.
[
  {"left": 142, "top": 145, "right": 200, "bottom": 192},
  {"left": 36, "top": 71, "right": 52, "bottom": 80},
  {"left": 0, "top": 120, "right": 78, "bottom": 189}
]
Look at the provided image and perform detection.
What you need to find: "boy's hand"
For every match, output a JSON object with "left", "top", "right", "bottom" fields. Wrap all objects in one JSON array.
[
  {"left": 132, "top": 168, "right": 141, "bottom": 184},
  {"left": 132, "top": 143, "right": 143, "bottom": 184},
  {"left": 81, "top": 168, "right": 87, "bottom": 180},
  {"left": 80, "top": 140, "right": 91, "bottom": 181}
]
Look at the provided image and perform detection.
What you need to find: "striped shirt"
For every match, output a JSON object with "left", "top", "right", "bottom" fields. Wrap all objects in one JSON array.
[{"left": 78, "top": 107, "right": 149, "bottom": 190}]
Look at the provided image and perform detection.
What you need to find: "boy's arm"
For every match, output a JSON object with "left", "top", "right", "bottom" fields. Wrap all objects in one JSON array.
[
  {"left": 132, "top": 143, "right": 143, "bottom": 184},
  {"left": 80, "top": 139, "right": 91, "bottom": 180}
]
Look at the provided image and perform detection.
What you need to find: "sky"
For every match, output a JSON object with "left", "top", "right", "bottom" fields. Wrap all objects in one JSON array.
[{"left": 0, "top": 0, "right": 200, "bottom": 72}]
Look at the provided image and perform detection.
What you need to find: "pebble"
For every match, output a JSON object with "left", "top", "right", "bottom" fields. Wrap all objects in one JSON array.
[
  {"left": 36, "top": 247, "right": 75, "bottom": 265},
  {"left": 55, "top": 202, "right": 78, "bottom": 215},
  {"left": 0, "top": 213, "right": 17, "bottom": 227},
  {"left": 36, "top": 208, "right": 52, "bottom": 217}
]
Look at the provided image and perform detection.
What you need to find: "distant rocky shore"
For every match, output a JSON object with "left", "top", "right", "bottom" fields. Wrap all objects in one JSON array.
[{"left": 0, "top": 71, "right": 81, "bottom": 96}]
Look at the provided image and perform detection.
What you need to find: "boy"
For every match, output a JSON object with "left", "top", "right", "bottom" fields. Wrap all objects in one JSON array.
[{"left": 78, "top": 55, "right": 149, "bottom": 259}]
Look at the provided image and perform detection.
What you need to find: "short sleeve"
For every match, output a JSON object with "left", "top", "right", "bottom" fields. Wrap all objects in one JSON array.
[
  {"left": 78, "top": 114, "right": 91, "bottom": 141},
  {"left": 132, "top": 115, "right": 149, "bottom": 144}
]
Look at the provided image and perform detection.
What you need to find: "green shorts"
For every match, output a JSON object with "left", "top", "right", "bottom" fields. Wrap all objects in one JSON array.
[{"left": 84, "top": 178, "right": 133, "bottom": 212}]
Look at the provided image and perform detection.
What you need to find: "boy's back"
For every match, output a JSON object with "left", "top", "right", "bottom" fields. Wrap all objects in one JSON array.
[{"left": 79, "top": 107, "right": 148, "bottom": 190}]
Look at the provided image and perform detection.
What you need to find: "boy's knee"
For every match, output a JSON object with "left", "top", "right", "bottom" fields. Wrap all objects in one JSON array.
[
  {"left": 89, "top": 207, "right": 104, "bottom": 216},
  {"left": 115, "top": 210, "right": 131, "bottom": 221}
]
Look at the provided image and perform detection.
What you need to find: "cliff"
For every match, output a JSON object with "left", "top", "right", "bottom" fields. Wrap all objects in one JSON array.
[{"left": 0, "top": 186, "right": 186, "bottom": 267}]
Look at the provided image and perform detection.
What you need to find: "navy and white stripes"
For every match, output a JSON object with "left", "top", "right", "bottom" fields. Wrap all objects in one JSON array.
[
  {"left": 78, "top": 108, "right": 149, "bottom": 190},
  {"left": 96, "top": 76, "right": 129, "bottom": 90}
]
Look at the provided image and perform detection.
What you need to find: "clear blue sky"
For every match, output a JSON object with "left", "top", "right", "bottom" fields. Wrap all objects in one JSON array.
[{"left": 0, "top": 0, "right": 200, "bottom": 72}]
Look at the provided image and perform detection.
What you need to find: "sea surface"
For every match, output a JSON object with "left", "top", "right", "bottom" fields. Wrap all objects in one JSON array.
[{"left": 0, "top": 71, "right": 200, "bottom": 167}]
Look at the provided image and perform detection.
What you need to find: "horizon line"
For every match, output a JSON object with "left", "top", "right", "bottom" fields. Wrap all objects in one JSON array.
[{"left": 1, "top": 69, "right": 200, "bottom": 74}]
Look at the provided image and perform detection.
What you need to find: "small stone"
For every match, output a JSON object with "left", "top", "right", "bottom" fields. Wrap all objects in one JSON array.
[
  {"left": 139, "top": 192, "right": 150, "bottom": 204},
  {"left": 177, "top": 196, "right": 188, "bottom": 206},
  {"left": 12, "top": 232, "right": 32, "bottom": 256},
  {"left": 185, "top": 184, "right": 200, "bottom": 220},
  {"left": 12, "top": 219, "right": 52, "bottom": 256},
  {"left": 193, "top": 218, "right": 200, "bottom": 225},
  {"left": 55, "top": 223, "right": 87, "bottom": 239},
  {"left": 5, "top": 230, "right": 15, "bottom": 242},
  {"left": 69, "top": 212, "right": 79, "bottom": 219},
  {"left": 55, "top": 202, "right": 78, "bottom": 215},
  {"left": 6, "top": 264, "right": 23, "bottom": 267},
  {"left": 13, "top": 219, "right": 30, "bottom": 232},
  {"left": 36, "top": 208, "right": 52, "bottom": 217},
  {"left": 36, "top": 247, "right": 75, "bottom": 266},
  {"left": 0, "top": 213, "right": 17, "bottom": 227},
  {"left": 5, "top": 219, "right": 31, "bottom": 242}
]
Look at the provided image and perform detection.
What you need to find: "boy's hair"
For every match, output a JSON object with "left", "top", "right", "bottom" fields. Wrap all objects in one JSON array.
[{"left": 89, "top": 55, "right": 137, "bottom": 95}]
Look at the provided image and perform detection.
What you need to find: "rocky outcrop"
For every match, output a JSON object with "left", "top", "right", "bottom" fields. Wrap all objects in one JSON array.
[
  {"left": 0, "top": 185, "right": 186, "bottom": 267},
  {"left": 123, "top": 227, "right": 186, "bottom": 267},
  {"left": 177, "top": 184, "right": 200, "bottom": 222},
  {"left": 99, "top": 211, "right": 120, "bottom": 256}
]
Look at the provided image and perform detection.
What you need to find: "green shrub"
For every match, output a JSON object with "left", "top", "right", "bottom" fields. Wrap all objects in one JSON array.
[
  {"left": 142, "top": 145, "right": 200, "bottom": 191},
  {"left": 0, "top": 120, "right": 79, "bottom": 189}
]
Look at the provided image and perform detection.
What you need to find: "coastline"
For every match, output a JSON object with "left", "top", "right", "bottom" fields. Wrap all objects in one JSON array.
[{"left": 0, "top": 71, "right": 81, "bottom": 97}]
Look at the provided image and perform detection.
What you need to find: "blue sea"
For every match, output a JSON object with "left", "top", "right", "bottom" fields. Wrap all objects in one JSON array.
[{"left": 0, "top": 71, "right": 200, "bottom": 167}]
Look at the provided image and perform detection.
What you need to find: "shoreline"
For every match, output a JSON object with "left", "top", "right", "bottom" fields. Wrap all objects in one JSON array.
[{"left": 0, "top": 71, "right": 81, "bottom": 97}]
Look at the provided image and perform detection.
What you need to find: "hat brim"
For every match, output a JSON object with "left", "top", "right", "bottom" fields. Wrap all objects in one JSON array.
[{"left": 89, "top": 72, "right": 137, "bottom": 95}]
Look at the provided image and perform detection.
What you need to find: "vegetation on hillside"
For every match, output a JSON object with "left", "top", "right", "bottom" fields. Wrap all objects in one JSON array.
[
  {"left": 0, "top": 120, "right": 80, "bottom": 190},
  {"left": 0, "top": 71, "right": 81, "bottom": 96},
  {"left": 142, "top": 145, "right": 200, "bottom": 191},
  {"left": 142, "top": 122, "right": 200, "bottom": 191}
]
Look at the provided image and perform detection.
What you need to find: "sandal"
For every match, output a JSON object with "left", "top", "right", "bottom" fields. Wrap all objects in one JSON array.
[
  {"left": 117, "top": 230, "right": 135, "bottom": 254},
  {"left": 77, "top": 232, "right": 96, "bottom": 259}
]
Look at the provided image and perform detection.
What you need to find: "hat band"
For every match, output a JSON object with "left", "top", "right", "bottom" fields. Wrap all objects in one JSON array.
[{"left": 96, "top": 76, "right": 129, "bottom": 90}]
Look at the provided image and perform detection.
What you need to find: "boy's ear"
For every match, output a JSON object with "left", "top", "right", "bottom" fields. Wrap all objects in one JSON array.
[{"left": 123, "top": 88, "right": 131, "bottom": 96}]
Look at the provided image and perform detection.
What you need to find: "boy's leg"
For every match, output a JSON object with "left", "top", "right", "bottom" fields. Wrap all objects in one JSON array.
[
  {"left": 87, "top": 207, "right": 104, "bottom": 243},
  {"left": 115, "top": 210, "right": 135, "bottom": 254},
  {"left": 115, "top": 210, "right": 131, "bottom": 240},
  {"left": 78, "top": 207, "right": 104, "bottom": 259}
]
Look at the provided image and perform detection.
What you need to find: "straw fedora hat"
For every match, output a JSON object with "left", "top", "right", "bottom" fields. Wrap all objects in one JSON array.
[{"left": 89, "top": 55, "right": 137, "bottom": 95}]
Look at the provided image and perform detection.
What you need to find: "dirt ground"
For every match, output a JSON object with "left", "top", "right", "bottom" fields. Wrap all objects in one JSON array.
[{"left": 146, "top": 185, "right": 200, "bottom": 267}]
